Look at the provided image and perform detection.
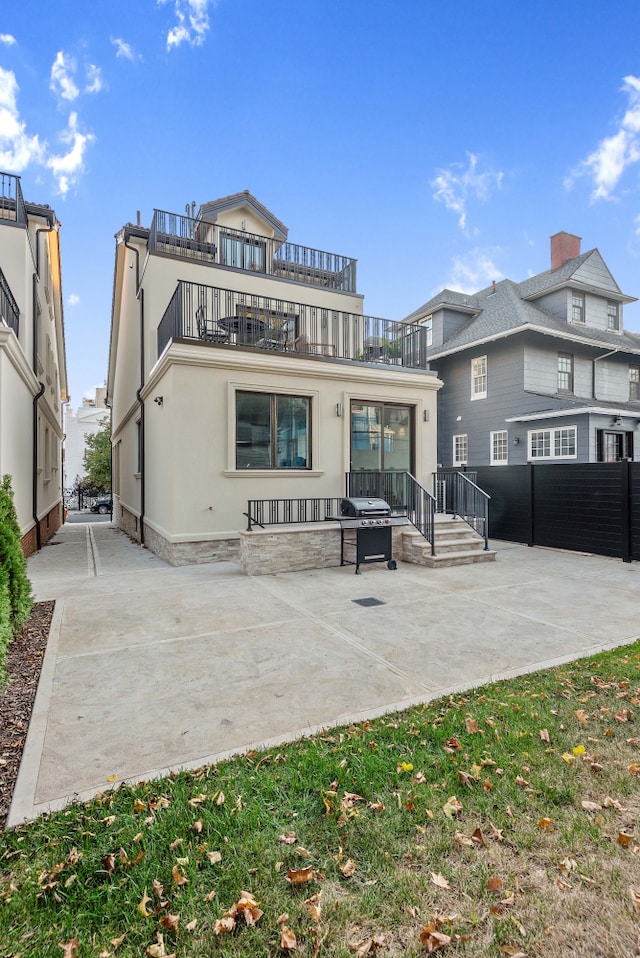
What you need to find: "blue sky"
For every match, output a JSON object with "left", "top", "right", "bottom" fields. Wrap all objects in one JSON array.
[{"left": 2, "top": 0, "right": 640, "bottom": 408}]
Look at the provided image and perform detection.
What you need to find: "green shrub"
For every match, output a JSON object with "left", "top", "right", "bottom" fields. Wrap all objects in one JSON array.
[{"left": 0, "top": 475, "right": 33, "bottom": 685}]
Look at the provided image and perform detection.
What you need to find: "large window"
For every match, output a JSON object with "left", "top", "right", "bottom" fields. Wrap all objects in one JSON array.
[
  {"left": 528, "top": 425, "right": 577, "bottom": 460},
  {"left": 557, "top": 352, "right": 574, "bottom": 392},
  {"left": 471, "top": 356, "right": 487, "bottom": 400},
  {"left": 236, "top": 391, "right": 310, "bottom": 469},
  {"left": 490, "top": 430, "right": 508, "bottom": 465},
  {"left": 220, "top": 233, "right": 265, "bottom": 272},
  {"left": 453, "top": 434, "right": 468, "bottom": 466},
  {"left": 630, "top": 366, "right": 640, "bottom": 401},
  {"left": 571, "top": 291, "right": 585, "bottom": 324},
  {"left": 607, "top": 301, "right": 620, "bottom": 331}
]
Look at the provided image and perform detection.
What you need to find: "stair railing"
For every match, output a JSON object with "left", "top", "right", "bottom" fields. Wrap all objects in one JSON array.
[
  {"left": 450, "top": 472, "right": 491, "bottom": 550},
  {"left": 346, "top": 471, "right": 436, "bottom": 555}
]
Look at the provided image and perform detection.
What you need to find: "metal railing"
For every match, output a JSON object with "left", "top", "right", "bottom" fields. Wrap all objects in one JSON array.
[
  {"left": 346, "top": 470, "right": 436, "bottom": 553},
  {"left": 436, "top": 471, "right": 490, "bottom": 549},
  {"left": 245, "top": 497, "right": 344, "bottom": 531},
  {"left": 0, "top": 267, "right": 19, "bottom": 336},
  {"left": 157, "top": 280, "right": 429, "bottom": 368},
  {"left": 149, "top": 210, "right": 357, "bottom": 292},
  {"left": 0, "top": 171, "right": 27, "bottom": 226}
]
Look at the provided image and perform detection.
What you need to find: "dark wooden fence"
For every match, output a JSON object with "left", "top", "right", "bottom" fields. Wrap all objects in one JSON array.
[{"left": 474, "top": 462, "right": 640, "bottom": 562}]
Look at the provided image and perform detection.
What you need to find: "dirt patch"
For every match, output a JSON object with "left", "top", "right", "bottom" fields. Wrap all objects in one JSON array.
[{"left": 0, "top": 601, "right": 53, "bottom": 831}]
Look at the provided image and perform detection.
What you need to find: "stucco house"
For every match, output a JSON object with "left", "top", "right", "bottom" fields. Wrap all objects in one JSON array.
[
  {"left": 406, "top": 232, "right": 640, "bottom": 468},
  {"left": 63, "top": 386, "right": 109, "bottom": 495},
  {"left": 107, "top": 190, "right": 441, "bottom": 565},
  {"left": 0, "top": 172, "right": 67, "bottom": 555}
]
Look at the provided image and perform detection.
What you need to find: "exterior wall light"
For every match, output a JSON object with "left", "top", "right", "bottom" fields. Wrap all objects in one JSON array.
[
  {"left": 336, "top": 402, "right": 343, "bottom": 417},
  {"left": 154, "top": 396, "right": 163, "bottom": 406},
  {"left": 512, "top": 436, "right": 520, "bottom": 445}
]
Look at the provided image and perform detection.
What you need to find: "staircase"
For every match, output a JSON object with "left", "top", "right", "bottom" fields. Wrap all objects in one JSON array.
[{"left": 400, "top": 514, "right": 496, "bottom": 568}]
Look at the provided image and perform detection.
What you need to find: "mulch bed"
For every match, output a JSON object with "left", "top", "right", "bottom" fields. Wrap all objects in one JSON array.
[{"left": 0, "top": 601, "right": 53, "bottom": 831}]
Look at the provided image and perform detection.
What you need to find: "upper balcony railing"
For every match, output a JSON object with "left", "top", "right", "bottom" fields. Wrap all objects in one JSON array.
[
  {"left": 149, "top": 210, "right": 357, "bottom": 293},
  {"left": 157, "top": 280, "right": 429, "bottom": 369},
  {"left": 0, "top": 172, "right": 27, "bottom": 226},
  {"left": 0, "top": 266, "right": 19, "bottom": 336}
]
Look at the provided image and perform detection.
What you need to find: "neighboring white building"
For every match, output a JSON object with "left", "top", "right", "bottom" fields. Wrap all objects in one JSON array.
[
  {"left": 107, "top": 190, "right": 441, "bottom": 565},
  {"left": 64, "top": 387, "right": 109, "bottom": 491},
  {"left": 0, "top": 171, "right": 67, "bottom": 555}
]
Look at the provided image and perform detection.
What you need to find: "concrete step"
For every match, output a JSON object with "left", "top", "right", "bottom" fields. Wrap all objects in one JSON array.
[
  {"left": 434, "top": 536, "right": 486, "bottom": 554},
  {"left": 401, "top": 522, "right": 496, "bottom": 568}
]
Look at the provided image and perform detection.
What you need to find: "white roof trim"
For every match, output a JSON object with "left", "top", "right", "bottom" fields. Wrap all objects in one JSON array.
[
  {"left": 429, "top": 322, "right": 640, "bottom": 360},
  {"left": 505, "top": 406, "right": 640, "bottom": 423}
]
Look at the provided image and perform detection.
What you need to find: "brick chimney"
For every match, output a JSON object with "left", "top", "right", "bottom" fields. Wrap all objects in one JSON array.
[{"left": 550, "top": 231, "right": 581, "bottom": 270}]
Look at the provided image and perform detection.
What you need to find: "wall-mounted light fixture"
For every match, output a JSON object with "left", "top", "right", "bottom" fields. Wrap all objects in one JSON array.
[
  {"left": 154, "top": 396, "right": 163, "bottom": 406},
  {"left": 336, "top": 402, "right": 343, "bottom": 417},
  {"left": 423, "top": 409, "right": 430, "bottom": 422},
  {"left": 512, "top": 436, "right": 520, "bottom": 446},
  {"left": 614, "top": 415, "right": 622, "bottom": 427}
]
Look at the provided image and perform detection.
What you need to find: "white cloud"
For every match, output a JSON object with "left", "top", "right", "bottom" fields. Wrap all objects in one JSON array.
[
  {"left": 442, "top": 249, "right": 504, "bottom": 294},
  {"left": 159, "top": 0, "right": 212, "bottom": 50},
  {"left": 85, "top": 64, "right": 103, "bottom": 94},
  {"left": 566, "top": 75, "right": 640, "bottom": 201},
  {"left": 46, "top": 112, "right": 95, "bottom": 196},
  {"left": 111, "top": 36, "right": 139, "bottom": 61},
  {"left": 68, "top": 293, "right": 80, "bottom": 306},
  {"left": 0, "top": 34, "right": 16, "bottom": 46},
  {"left": 0, "top": 67, "right": 45, "bottom": 170},
  {"left": 431, "top": 152, "right": 504, "bottom": 233},
  {"left": 50, "top": 50, "right": 80, "bottom": 102}
]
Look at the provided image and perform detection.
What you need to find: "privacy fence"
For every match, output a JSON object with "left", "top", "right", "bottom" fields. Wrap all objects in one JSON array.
[{"left": 473, "top": 462, "right": 640, "bottom": 562}]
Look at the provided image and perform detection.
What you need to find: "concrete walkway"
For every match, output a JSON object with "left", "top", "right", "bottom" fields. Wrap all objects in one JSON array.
[{"left": 8, "top": 522, "right": 640, "bottom": 826}]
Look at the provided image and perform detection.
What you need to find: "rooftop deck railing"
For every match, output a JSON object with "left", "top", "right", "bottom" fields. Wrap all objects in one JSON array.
[
  {"left": 0, "top": 171, "right": 27, "bottom": 226},
  {"left": 0, "top": 267, "right": 19, "bottom": 336},
  {"left": 149, "top": 209, "right": 357, "bottom": 292},
  {"left": 157, "top": 280, "right": 429, "bottom": 369}
]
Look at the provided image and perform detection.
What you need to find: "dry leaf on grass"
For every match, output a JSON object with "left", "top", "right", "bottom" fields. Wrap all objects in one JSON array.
[
  {"left": 341, "top": 859, "right": 357, "bottom": 878},
  {"left": 59, "top": 941, "right": 80, "bottom": 958},
  {"left": 286, "top": 866, "right": 316, "bottom": 884},
  {"left": 278, "top": 832, "right": 297, "bottom": 844},
  {"left": 281, "top": 925, "right": 297, "bottom": 949},
  {"left": 442, "top": 796, "right": 463, "bottom": 818},
  {"left": 431, "top": 872, "right": 450, "bottom": 889},
  {"left": 419, "top": 924, "right": 451, "bottom": 952}
]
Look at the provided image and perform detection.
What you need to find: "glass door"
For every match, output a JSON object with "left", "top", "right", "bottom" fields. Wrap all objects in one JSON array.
[{"left": 350, "top": 402, "right": 413, "bottom": 504}]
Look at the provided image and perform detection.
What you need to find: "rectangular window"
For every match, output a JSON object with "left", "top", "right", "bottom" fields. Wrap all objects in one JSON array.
[
  {"left": 453, "top": 434, "right": 468, "bottom": 466},
  {"left": 220, "top": 233, "right": 265, "bottom": 272},
  {"left": 528, "top": 425, "right": 577, "bottom": 460},
  {"left": 423, "top": 316, "right": 433, "bottom": 347},
  {"left": 558, "top": 352, "right": 574, "bottom": 392},
  {"left": 630, "top": 366, "right": 640, "bottom": 401},
  {"left": 490, "top": 430, "right": 508, "bottom": 465},
  {"left": 607, "top": 301, "right": 619, "bottom": 330},
  {"left": 597, "top": 430, "right": 634, "bottom": 462},
  {"left": 236, "top": 391, "right": 310, "bottom": 469},
  {"left": 571, "top": 291, "right": 585, "bottom": 324},
  {"left": 471, "top": 355, "right": 487, "bottom": 400}
]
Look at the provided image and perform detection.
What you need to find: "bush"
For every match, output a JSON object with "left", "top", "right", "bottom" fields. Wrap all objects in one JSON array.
[{"left": 0, "top": 475, "right": 33, "bottom": 685}]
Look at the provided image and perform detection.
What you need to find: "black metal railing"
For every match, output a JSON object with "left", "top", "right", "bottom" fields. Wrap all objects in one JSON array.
[
  {"left": 157, "top": 280, "right": 429, "bottom": 368},
  {"left": 434, "top": 468, "right": 477, "bottom": 513},
  {"left": 436, "top": 471, "right": 490, "bottom": 549},
  {"left": 346, "top": 470, "right": 436, "bottom": 553},
  {"left": 149, "top": 210, "right": 357, "bottom": 293},
  {"left": 245, "top": 497, "right": 344, "bottom": 531},
  {"left": 0, "top": 171, "right": 27, "bottom": 226},
  {"left": 0, "top": 267, "right": 19, "bottom": 336}
]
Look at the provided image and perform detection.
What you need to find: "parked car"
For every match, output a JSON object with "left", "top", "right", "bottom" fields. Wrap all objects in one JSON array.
[{"left": 90, "top": 494, "right": 112, "bottom": 515}]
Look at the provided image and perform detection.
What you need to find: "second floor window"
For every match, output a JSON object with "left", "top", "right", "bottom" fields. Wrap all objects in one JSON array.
[
  {"left": 630, "top": 366, "right": 640, "bottom": 401},
  {"left": 607, "top": 301, "right": 620, "bottom": 331},
  {"left": 453, "top": 434, "right": 468, "bottom": 466},
  {"left": 424, "top": 316, "right": 433, "bottom": 347},
  {"left": 571, "top": 291, "right": 585, "bottom": 324},
  {"left": 558, "top": 353, "right": 574, "bottom": 392},
  {"left": 471, "top": 355, "right": 487, "bottom": 400}
]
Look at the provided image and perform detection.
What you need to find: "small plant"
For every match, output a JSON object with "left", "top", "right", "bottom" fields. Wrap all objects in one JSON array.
[{"left": 0, "top": 474, "right": 33, "bottom": 685}]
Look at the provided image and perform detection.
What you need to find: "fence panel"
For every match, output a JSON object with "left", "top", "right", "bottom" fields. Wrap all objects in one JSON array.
[{"left": 474, "top": 466, "right": 531, "bottom": 544}]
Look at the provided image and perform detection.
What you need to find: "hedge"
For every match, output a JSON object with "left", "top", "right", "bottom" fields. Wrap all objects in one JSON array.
[{"left": 0, "top": 475, "right": 33, "bottom": 685}]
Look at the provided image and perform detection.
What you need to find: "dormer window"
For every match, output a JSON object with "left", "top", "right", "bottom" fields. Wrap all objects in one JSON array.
[
  {"left": 607, "top": 301, "right": 620, "bottom": 331},
  {"left": 220, "top": 232, "right": 265, "bottom": 272},
  {"left": 571, "top": 291, "right": 585, "bottom": 324}
]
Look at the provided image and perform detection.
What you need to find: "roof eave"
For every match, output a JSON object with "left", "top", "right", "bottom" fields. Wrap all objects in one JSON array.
[{"left": 428, "top": 323, "right": 640, "bottom": 361}]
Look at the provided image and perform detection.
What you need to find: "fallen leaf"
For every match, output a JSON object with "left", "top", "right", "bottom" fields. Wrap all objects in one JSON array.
[
  {"left": 615, "top": 709, "right": 632, "bottom": 722},
  {"left": 193, "top": 820, "right": 203, "bottom": 833},
  {"left": 295, "top": 846, "right": 311, "bottom": 858},
  {"left": 617, "top": 832, "right": 633, "bottom": 847},
  {"left": 419, "top": 924, "right": 451, "bottom": 952},
  {"left": 152, "top": 879, "right": 164, "bottom": 899},
  {"left": 110, "top": 934, "right": 126, "bottom": 950},
  {"left": 367, "top": 801, "right": 385, "bottom": 812},
  {"left": 581, "top": 801, "right": 602, "bottom": 812},
  {"left": 186, "top": 920, "right": 197, "bottom": 932},
  {"left": 214, "top": 916, "right": 236, "bottom": 934},
  {"left": 102, "top": 853, "right": 116, "bottom": 874},
  {"left": 160, "top": 914, "right": 180, "bottom": 931},
  {"left": 107, "top": 774, "right": 117, "bottom": 783},
  {"left": 281, "top": 926, "right": 297, "bottom": 949},
  {"left": 278, "top": 832, "right": 297, "bottom": 845},
  {"left": 430, "top": 872, "right": 450, "bottom": 889},
  {"left": 443, "top": 737, "right": 461, "bottom": 753},
  {"left": 558, "top": 858, "right": 577, "bottom": 877},
  {"left": 206, "top": 850, "right": 222, "bottom": 865},
  {"left": 171, "top": 865, "right": 188, "bottom": 886},
  {"left": 465, "top": 718, "right": 481, "bottom": 733},
  {"left": 340, "top": 859, "right": 356, "bottom": 878},
  {"left": 305, "top": 893, "right": 322, "bottom": 922},
  {"left": 203, "top": 889, "right": 216, "bottom": 902},
  {"left": 286, "top": 866, "right": 316, "bottom": 884},
  {"left": 538, "top": 817, "right": 555, "bottom": 831},
  {"left": 276, "top": 913, "right": 289, "bottom": 925},
  {"left": 539, "top": 728, "right": 550, "bottom": 743},
  {"left": 574, "top": 709, "right": 589, "bottom": 723},
  {"left": 138, "top": 889, "right": 154, "bottom": 917},
  {"left": 487, "top": 876, "right": 503, "bottom": 892},
  {"left": 442, "top": 795, "right": 463, "bottom": 818},
  {"left": 515, "top": 775, "right": 529, "bottom": 787},
  {"left": 562, "top": 753, "right": 575, "bottom": 764},
  {"left": 629, "top": 887, "right": 640, "bottom": 912},
  {"left": 59, "top": 941, "right": 80, "bottom": 958}
]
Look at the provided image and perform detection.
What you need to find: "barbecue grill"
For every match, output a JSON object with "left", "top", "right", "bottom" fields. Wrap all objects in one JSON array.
[{"left": 331, "top": 497, "right": 408, "bottom": 573}]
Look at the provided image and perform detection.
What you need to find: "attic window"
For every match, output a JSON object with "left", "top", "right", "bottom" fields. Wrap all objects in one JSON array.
[
  {"left": 607, "top": 301, "right": 620, "bottom": 331},
  {"left": 571, "top": 291, "right": 585, "bottom": 324}
]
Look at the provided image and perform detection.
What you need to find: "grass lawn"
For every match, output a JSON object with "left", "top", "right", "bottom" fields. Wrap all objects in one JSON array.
[{"left": 1, "top": 643, "right": 640, "bottom": 957}]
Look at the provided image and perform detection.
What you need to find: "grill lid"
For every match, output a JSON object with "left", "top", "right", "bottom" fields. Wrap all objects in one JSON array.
[{"left": 340, "top": 497, "right": 391, "bottom": 517}]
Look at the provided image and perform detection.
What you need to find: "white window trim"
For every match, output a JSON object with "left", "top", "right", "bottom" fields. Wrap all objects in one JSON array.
[
  {"left": 490, "top": 430, "right": 508, "bottom": 465},
  {"left": 453, "top": 433, "right": 468, "bottom": 466},
  {"left": 527, "top": 425, "right": 577, "bottom": 461},
  {"left": 471, "top": 356, "right": 487, "bottom": 401}
]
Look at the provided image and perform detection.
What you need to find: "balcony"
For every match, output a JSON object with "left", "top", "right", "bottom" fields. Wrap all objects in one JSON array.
[
  {"left": 157, "top": 281, "right": 428, "bottom": 369},
  {"left": 149, "top": 210, "right": 357, "bottom": 293},
  {"left": 0, "top": 267, "right": 19, "bottom": 336},
  {"left": 0, "top": 172, "right": 27, "bottom": 226}
]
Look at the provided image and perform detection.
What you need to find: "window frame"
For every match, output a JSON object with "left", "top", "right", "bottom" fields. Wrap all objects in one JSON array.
[
  {"left": 471, "top": 355, "right": 487, "bottom": 401},
  {"left": 571, "top": 291, "right": 585, "bottom": 324},
  {"left": 490, "top": 430, "right": 508, "bottom": 465},
  {"left": 629, "top": 365, "right": 640, "bottom": 401},
  {"left": 607, "top": 300, "right": 620, "bottom": 331},
  {"left": 235, "top": 389, "right": 311, "bottom": 471},
  {"left": 557, "top": 352, "right": 574, "bottom": 393},
  {"left": 453, "top": 433, "right": 468, "bottom": 466},
  {"left": 423, "top": 315, "right": 433, "bottom": 347},
  {"left": 528, "top": 425, "right": 577, "bottom": 460}
]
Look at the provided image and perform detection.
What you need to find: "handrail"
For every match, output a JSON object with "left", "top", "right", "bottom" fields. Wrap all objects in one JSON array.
[
  {"left": 451, "top": 472, "right": 491, "bottom": 549},
  {"left": 345, "top": 470, "right": 436, "bottom": 554},
  {"left": 244, "top": 497, "right": 344, "bottom": 531},
  {"left": 405, "top": 472, "right": 437, "bottom": 556}
]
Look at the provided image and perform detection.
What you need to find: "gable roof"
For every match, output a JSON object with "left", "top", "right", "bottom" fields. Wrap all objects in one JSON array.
[{"left": 197, "top": 190, "right": 288, "bottom": 241}]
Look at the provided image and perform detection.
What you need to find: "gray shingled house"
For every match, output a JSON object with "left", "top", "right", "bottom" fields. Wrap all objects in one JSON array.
[{"left": 406, "top": 232, "right": 640, "bottom": 467}]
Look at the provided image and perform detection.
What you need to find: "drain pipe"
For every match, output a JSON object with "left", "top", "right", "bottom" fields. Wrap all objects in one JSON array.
[
  {"left": 592, "top": 348, "right": 619, "bottom": 400},
  {"left": 32, "top": 222, "right": 56, "bottom": 549},
  {"left": 32, "top": 380, "right": 45, "bottom": 550},
  {"left": 125, "top": 235, "right": 145, "bottom": 544}
]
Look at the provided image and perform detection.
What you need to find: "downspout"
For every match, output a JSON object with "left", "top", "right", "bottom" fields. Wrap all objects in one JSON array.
[
  {"left": 125, "top": 237, "right": 145, "bottom": 544},
  {"left": 32, "top": 223, "right": 55, "bottom": 549},
  {"left": 592, "top": 348, "right": 619, "bottom": 400}
]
